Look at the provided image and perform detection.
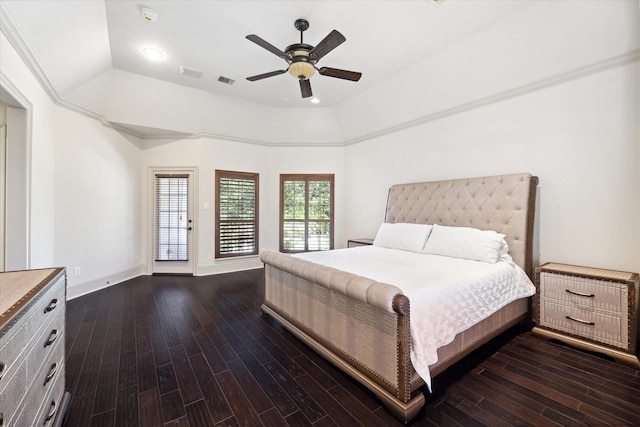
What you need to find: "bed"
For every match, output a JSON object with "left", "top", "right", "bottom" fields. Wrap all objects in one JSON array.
[{"left": 259, "top": 173, "right": 538, "bottom": 422}]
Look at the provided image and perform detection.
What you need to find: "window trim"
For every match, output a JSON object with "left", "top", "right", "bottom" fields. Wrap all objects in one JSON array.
[
  {"left": 215, "top": 169, "right": 259, "bottom": 259},
  {"left": 280, "top": 174, "right": 334, "bottom": 253}
]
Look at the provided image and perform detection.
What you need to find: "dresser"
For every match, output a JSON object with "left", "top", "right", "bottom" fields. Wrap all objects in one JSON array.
[
  {"left": 0, "top": 268, "right": 71, "bottom": 427},
  {"left": 533, "top": 262, "right": 639, "bottom": 368}
]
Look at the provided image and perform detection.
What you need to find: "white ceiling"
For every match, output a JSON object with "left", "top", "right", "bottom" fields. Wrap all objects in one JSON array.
[{"left": 1, "top": 0, "right": 537, "bottom": 109}]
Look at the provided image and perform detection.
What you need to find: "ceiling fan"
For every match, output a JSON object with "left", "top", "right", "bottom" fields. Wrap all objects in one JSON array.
[{"left": 245, "top": 19, "right": 362, "bottom": 99}]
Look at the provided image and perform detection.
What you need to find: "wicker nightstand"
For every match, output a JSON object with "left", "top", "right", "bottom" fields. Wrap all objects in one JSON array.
[
  {"left": 347, "top": 238, "right": 374, "bottom": 248},
  {"left": 532, "top": 262, "right": 639, "bottom": 368}
]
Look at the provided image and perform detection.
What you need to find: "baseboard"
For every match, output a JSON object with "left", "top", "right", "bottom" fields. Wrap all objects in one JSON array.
[
  {"left": 66, "top": 264, "right": 145, "bottom": 300},
  {"left": 66, "top": 259, "right": 264, "bottom": 299},
  {"left": 196, "top": 257, "right": 263, "bottom": 276}
]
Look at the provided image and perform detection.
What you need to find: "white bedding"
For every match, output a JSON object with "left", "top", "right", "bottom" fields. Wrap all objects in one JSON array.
[{"left": 294, "top": 245, "right": 535, "bottom": 390}]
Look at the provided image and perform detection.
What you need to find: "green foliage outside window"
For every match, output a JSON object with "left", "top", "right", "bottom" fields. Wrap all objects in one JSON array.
[{"left": 281, "top": 175, "right": 333, "bottom": 252}]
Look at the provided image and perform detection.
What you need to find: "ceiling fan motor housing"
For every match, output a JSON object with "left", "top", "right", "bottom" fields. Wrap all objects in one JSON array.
[{"left": 286, "top": 43, "right": 315, "bottom": 79}]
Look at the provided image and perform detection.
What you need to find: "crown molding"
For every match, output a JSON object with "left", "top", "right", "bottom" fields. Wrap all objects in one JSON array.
[
  {"left": 0, "top": 71, "right": 32, "bottom": 109},
  {"left": 2, "top": 2, "right": 638, "bottom": 148},
  {"left": 342, "top": 48, "right": 640, "bottom": 146},
  {"left": 1, "top": 5, "right": 123, "bottom": 129},
  {"left": 191, "top": 131, "right": 345, "bottom": 147},
  {"left": 0, "top": 6, "right": 58, "bottom": 102}
]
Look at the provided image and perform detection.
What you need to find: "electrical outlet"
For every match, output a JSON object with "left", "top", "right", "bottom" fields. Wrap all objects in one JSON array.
[{"left": 74, "top": 267, "right": 81, "bottom": 277}]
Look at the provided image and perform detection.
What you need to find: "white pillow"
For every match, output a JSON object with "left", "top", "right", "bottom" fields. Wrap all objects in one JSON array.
[
  {"left": 373, "top": 223, "right": 433, "bottom": 253},
  {"left": 422, "top": 224, "right": 508, "bottom": 263}
]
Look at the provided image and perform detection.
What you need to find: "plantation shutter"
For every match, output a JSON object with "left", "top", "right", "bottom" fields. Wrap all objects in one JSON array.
[
  {"left": 280, "top": 174, "right": 334, "bottom": 253},
  {"left": 155, "top": 174, "right": 189, "bottom": 261},
  {"left": 215, "top": 170, "right": 259, "bottom": 258}
]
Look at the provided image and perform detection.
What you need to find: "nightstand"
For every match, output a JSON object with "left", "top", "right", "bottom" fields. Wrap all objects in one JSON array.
[
  {"left": 347, "top": 238, "right": 374, "bottom": 248},
  {"left": 532, "top": 262, "right": 639, "bottom": 368}
]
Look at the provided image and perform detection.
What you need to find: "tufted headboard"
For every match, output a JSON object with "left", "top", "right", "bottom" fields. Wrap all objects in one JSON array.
[{"left": 385, "top": 173, "right": 538, "bottom": 277}]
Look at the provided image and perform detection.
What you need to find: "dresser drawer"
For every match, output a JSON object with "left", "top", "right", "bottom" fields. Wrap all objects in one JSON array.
[
  {"left": 539, "top": 300, "right": 627, "bottom": 349},
  {"left": 0, "top": 307, "right": 62, "bottom": 427},
  {"left": 36, "top": 362, "right": 66, "bottom": 427},
  {"left": 540, "top": 271, "right": 627, "bottom": 313},
  {"left": 0, "top": 273, "right": 65, "bottom": 384},
  {"left": 12, "top": 328, "right": 65, "bottom": 427},
  {"left": 0, "top": 273, "right": 65, "bottom": 427}
]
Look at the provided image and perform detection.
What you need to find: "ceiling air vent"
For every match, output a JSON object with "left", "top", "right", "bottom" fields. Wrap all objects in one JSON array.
[
  {"left": 218, "top": 76, "right": 235, "bottom": 85},
  {"left": 179, "top": 66, "right": 202, "bottom": 78}
]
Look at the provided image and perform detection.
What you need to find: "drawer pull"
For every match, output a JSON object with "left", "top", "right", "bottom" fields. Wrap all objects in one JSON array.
[
  {"left": 566, "top": 315, "right": 595, "bottom": 326},
  {"left": 0, "top": 362, "right": 4, "bottom": 381},
  {"left": 565, "top": 289, "right": 595, "bottom": 298},
  {"left": 44, "top": 363, "right": 57, "bottom": 385},
  {"left": 44, "top": 399, "right": 57, "bottom": 424},
  {"left": 44, "top": 329, "right": 58, "bottom": 347},
  {"left": 44, "top": 298, "right": 58, "bottom": 313}
]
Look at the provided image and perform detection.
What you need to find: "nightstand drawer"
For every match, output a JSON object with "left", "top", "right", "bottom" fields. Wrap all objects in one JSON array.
[
  {"left": 533, "top": 262, "right": 639, "bottom": 368},
  {"left": 539, "top": 300, "right": 626, "bottom": 349},
  {"left": 540, "top": 271, "right": 627, "bottom": 313}
]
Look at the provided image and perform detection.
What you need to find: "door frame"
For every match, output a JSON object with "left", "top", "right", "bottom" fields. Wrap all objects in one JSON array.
[
  {"left": 0, "top": 125, "right": 5, "bottom": 272},
  {"left": 147, "top": 167, "right": 198, "bottom": 275}
]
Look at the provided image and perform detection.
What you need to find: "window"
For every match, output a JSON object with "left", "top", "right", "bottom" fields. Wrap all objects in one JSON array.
[
  {"left": 215, "top": 170, "right": 259, "bottom": 258},
  {"left": 280, "top": 174, "right": 334, "bottom": 253}
]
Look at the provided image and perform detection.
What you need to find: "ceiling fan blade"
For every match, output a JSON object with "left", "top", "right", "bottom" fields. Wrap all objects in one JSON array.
[
  {"left": 318, "top": 67, "right": 362, "bottom": 82},
  {"left": 299, "top": 79, "right": 312, "bottom": 98},
  {"left": 309, "top": 30, "right": 346, "bottom": 62},
  {"left": 246, "top": 35, "right": 290, "bottom": 60},
  {"left": 246, "top": 69, "right": 288, "bottom": 81}
]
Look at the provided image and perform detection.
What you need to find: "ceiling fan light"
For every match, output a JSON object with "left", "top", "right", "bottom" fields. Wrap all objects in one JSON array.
[{"left": 288, "top": 62, "right": 315, "bottom": 79}]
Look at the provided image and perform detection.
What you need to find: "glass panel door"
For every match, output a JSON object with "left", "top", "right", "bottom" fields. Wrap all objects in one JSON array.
[{"left": 151, "top": 170, "right": 195, "bottom": 274}]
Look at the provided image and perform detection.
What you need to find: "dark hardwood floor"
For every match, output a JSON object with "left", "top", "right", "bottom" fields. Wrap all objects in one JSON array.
[{"left": 64, "top": 269, "right": 640, "bottom": 426}]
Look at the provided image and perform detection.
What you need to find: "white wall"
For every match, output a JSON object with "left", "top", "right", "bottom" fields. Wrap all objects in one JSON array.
[
  {"left": 53, "top": 106, "right": 143, "bottom": 297},
  {"left": 334, "top": 0, "right": 640, "bottom": 143},
  {"left": 1, "top": 1, "right": 638, "bottom": 300},
  {"left": 140, "top": 136, "right": 345, "bottom": 276},
  {"left": 345, "top": 61, "right": 640, "bottom": 274},
  {"left": 1, "top": 31, "right": 144, "bottom": 298},
  {"left": 68, "top": 68, "right": 343, "bottom": 145},
  {"left": 340, "top": 1, "right": 640, "bottom": 274},
  {"left": 2, "top": 30, "right": 55, "bottom": 269}
]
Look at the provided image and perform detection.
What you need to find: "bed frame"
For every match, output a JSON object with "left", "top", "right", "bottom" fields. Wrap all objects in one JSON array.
[{"left": 260, "top": 173, "right": 538, "bottom": 422}]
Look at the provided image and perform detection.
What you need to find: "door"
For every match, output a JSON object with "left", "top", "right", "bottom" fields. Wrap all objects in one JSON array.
[
  {"left": 151, "top": 169, "right": 196, "bottom": 275},
  {"left": 0, "top": 125, "right": 5, "bottom": 272}
]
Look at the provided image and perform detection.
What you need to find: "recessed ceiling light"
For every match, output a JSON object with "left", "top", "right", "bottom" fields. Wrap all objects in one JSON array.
[
  {"left": 310, "top": 97, "right": 320, "bottom": 104},
  {"left": 143, "top": 47, "right": 164, "bottom": 59}
]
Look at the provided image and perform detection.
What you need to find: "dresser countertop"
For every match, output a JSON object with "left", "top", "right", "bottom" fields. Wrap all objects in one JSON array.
[{"left": 0, "top": 268, "right": 58, "bottom": 325}]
